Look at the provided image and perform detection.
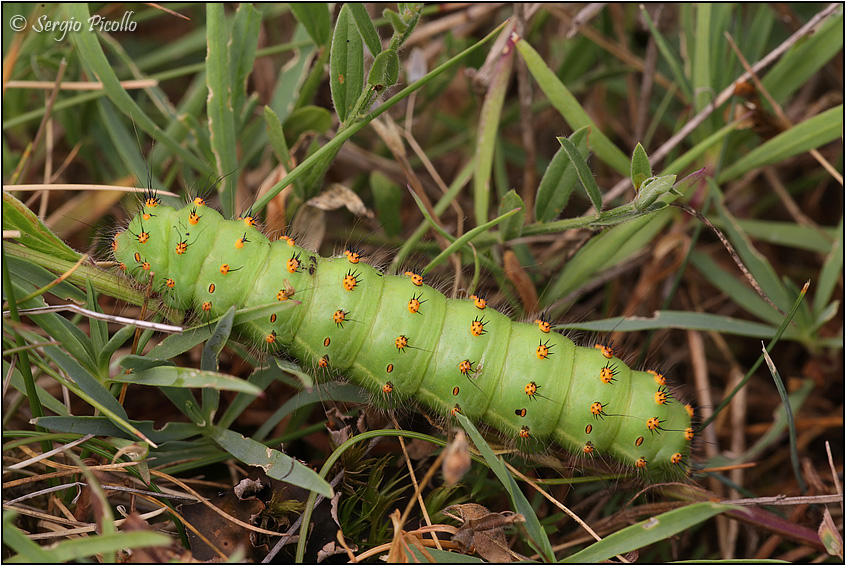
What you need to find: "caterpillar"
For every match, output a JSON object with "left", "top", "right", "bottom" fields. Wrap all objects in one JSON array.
[{"left": 112, "top": 195, "right": 694, "bottom": 478}]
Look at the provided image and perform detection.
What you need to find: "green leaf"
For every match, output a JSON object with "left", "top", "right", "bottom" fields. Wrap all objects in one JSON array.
[
  {"left": 763, "top": 12, "right": 843, "bottom": 103},
  {"left": 283, "top": 105, "right": 333, "bottom": 144},
  {"left": 289, "top": 3, "right": 331, "bottom": 46},
  {"left": 557, "top": 310, "right": 790, "bottom": 339},
  {"left": 348, "top": 3, "right": 382, "bottom": 56},
  {"left": 47, "top": 531, "right": 172, "bottom": 563},
  {"left": 330, "top": 4, "right": 365, "bottom": 124},
  {"left": 719, "top": 105, "right": 843, "bottom": 183},
  {"left": 729, "top": 219, "right": 839, "bottom": 254},
  {"left": 202, "top": 306, "right": 235, "bottom": 372},
  {"left": 689, "top": 251, "right": 786, "bottom": 327},
  {"left": 264, "top": 105, "right": 292, "bottom": 168},
  {"left": 515, "top": 37, "right": 630, "bottom": 176},
  {"left": 561, "top": 503, "right": 735, "bottom": 563},
  {"left": 633, "top": 174, "right": 678, "bottom": 211},
  {"left": 206, "top": 3, "right": 240, "bottom": 216},
  {"left": 557, "top": 135, "right": 602, "bottom": 212},
  {"left": 535, "top": 126, "right": 590, "bottom": 222},
  {"left": 211, "top": 427, "right": 333, "bottom": 497},
  {"left": 3, "top": 511, "right": 55, "bottom": 563},
  {"left": 541, "top": 210, "right": 672, "bottom": 309},
  {"left": 497, "top": 190, "right": 525, "bottom": 241},
  {"left": 813, "top": 219, "right": 843, "bottom": 319},
  {"left": 368, "top": 48, "right": 400, "bottom": 89},
  {"left": 228, "top": 4, "right": 262, "bottom": 119},
  {"left": 691, "top": 4, "right": 713, "bottom": 115},
  {"left": 630, "top": 142, "right": 651, "bottom": 191},
  {"left": 111, "top": 365, "right": 263, "bottom": 395},
  {"left": 475, "top": 33, "right": 515, "bottom": 225},
  {"left": 639, "top": 6, "right": 692, "bottom": 101},
  {"left": 383, "top": 8, "right": 406, "bottom": 35},
  {"left": 34, "top": 416, "right": 202, "bottom": 443},
  {"left": 2, "top": 193, "right": 79, "bottom": 262}
]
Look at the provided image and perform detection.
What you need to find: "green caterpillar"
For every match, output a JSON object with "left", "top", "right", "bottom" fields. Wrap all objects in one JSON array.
[{"left": 113, "top": 195, "right": 694, "bottom": 476}]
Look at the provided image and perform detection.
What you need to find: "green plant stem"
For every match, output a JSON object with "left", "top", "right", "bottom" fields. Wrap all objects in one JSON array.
[{"left": 2, "top": 244, "right": 54, "bottom": 472}]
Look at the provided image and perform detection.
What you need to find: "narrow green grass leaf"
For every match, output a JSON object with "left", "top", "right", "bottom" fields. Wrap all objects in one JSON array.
[
  {"left": 762, "top": 347, "right": 806, "bottom": 492},
  {"left": 700, "top": 277, "right": 808, "bottom": 430},
  {"left": 689, "top": 251, "right": 785, "bottom": 327},
  {"left": 110, "top": 365, "right": 263, "bottom": 395},
  {"left": 692, "top": 4, "right": 713, "bottom": 115},
  {"left": 763, "top": 11, "right": 843, "bottom": 103},
  {"left": 46, "top": 531, "right": 171, "bottom": 563},
  {"left": 562, "top": 503, "right": 735, "bottom": 563},
  {"left": 419, "top": 203, "right": 521, "bottom": 274},
  {"left": 719, "top": 105, "right": 843, "bottom": 183},
  {"left": 34, "top": 416, "right": 202, "bottom": 443},
  {"left": 97, "top": 99, "right": 163, "bottom": 191},
  {"left": 44, "top": 345, "right": 127, "bottom": 420},
  {"left": 202, "top": 307, "right": 235, "bottom": 373},
  {"left": 711, "top": 190, "right": 797, "bottom": 316},
  {"left": 330, "top": 4, "right": 365, "bottom": 124},
  {"left": 557, "top": 135, "right": 602, "bottom": 212},
  {"left": 813, "top": 219, "right": 843, "bottom": 318},
  {"left": 229, "top": 4, "right": 262, "bottom": 118},
  {"left": 535, "top": 126, "right": 589, "bottom": 222},
  {"left": 349, "top": 2, "right": 383, "bottom": 56},
  {"left": 474, "top": 32, "right": 514, "bottom": 226},
  {"left": 264, "top": 105, "right": 292, "bottom": 167},
  {"left": 558, "top": 311, "right": 783, "bottom": 338},
  {"left": 206, "top": 3, "right": 240, "bottom": 217},
  {"left": 662, "top": 114, "right": 744, "bottom": 175},
  {"left": 211, "top": 427, "right": 333, "bottom": 497},
  {"left": 515, "top": 37, "right": 630, "bottom": 176},
  {"left": 289, "top": 3, "right": 331, "bottom": 46},
  {"left": 7, "top": 363, "right": 71, "bottom": 416},
  {"left": 729, "top": 219, "right": 838, "bottom": 254},
  {"left": 640, "top": 7, "right": 692, "bottom": 101},
  {"left": 541, "top": 211, "right": 672, "bottom": 309},
  {"left": 3, "top": 511, "right": 55, "bottom": 563},
  {"left": 41, "top": 345, "right": 154, "bottom": 444}
]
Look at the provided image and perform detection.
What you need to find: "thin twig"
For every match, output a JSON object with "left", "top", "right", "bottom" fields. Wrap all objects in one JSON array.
[{"left": 4, "top": 304, "right": 183, "bottom": 334}]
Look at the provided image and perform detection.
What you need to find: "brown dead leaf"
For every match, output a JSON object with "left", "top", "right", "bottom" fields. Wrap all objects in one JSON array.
[
  {"left": 181, "top": 483, "right": 265, "bottom": 561},
  {"left": 444, "top": 503, "right": 526, "bottom": 562},
  {"left": 305, "top": 183, "right": 372, "bottom": 218}
]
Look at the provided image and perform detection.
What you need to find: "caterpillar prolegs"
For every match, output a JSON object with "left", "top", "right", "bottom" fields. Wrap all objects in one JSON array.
[{"left": 114, "top": 197, "right": 694, "bottom": 476}]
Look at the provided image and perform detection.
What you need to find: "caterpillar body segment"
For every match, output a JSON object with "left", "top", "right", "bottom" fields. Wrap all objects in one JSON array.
[{"left": 114, "top": 203, "right": 693, "bottom": 477}]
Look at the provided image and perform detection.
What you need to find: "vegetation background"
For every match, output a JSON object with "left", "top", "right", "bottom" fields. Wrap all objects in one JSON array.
[{"left": 3, "top": 3, "right": 843, "bottom": 562}]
